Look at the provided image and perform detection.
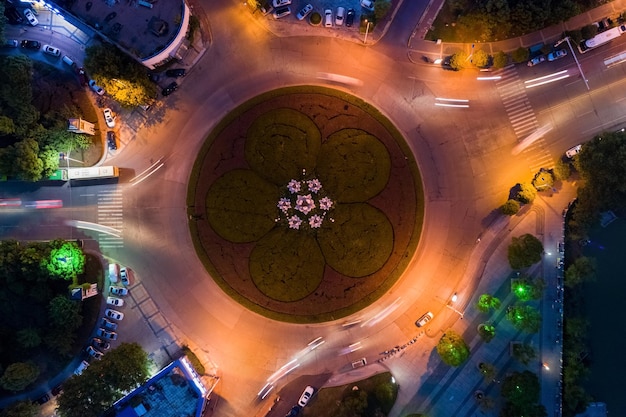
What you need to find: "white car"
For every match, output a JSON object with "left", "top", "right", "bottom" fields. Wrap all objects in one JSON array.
[
  {"left": 415, "top": 311, "right": 434, "bottom": 327},
  {"left": 105, "top": 308, "right": 124, "bottom": 321},
  {"left": 88, "top": 80, "right": 105, "bottom": 96},
  {"left": 97, "top": 328, "right": 118, "bottom": 340},
  {"left": 120, "top": 267, "right": 131, "bottom": 286},
  {"left": 74, "top": 360, "right": 89, "bottom": 375},
  {"left": 324, "top": 9, "right": 333, "bottom": 27},
  {"left": 107, "top": 296, "right": 124, "bottom": 307},
  {"left": 272, "top": 0, "right": 290, "bottom": 7},
  {"left": 103, "top": 108, "right": 115, "bottom": 128},
  {"left": 23, "top": 8, "right": 38, "bottom": 26},
  {"left": 547, "top": 49, "right": 567, "bottom": 62},
  {"left": 527, "top": 55, "right": 546, "bottom": 67},
  {"left": 109, "top": 286, "right": 128, "bottom": 296},
  {"left": 296, "top": 3, "right": 313, "bottom": 20},
  {"left": 335, "top": 7, "right": 345, "bottom": 26},
  {"left": 42, "top": 45, "right": 61, "bottom": 57},
  {"left": 565, "top": 144, "right": 582, "bottom": 158},
  {"left": 360, "top": 0, "right": 374, "bottom": 11},
  {"left": 298, "top": 386, "right": 315, "bottom": 407},
  {"left": 86, "top": 345, "right": 103, "bottom": 360}
]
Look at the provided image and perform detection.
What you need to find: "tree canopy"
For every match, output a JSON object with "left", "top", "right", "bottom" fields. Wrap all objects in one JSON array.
[
  {"left": 506, "top": 304, "right": 541, "bottom": 333},
  {"left": 500, "top": 371, "right": 546, "bottom": 417},
  {"left": 0, "top": 362, "right": 40, "bottom": 392},
  {"left": 436, "top": 330, "right": 470, "bottom": 366},
  {"left": 507, "top": 234, "right": 543, "bottom": 269}
]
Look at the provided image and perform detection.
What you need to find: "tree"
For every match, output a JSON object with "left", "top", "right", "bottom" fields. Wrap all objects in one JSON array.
[
  {"left": 43, "top": 241, "right": 86, "bottom": 280},
  {"left": 511, "top": 276, "right": 543, "bottom": 301},
  {"left": 477, "top": 323, "right": 495, "bottom": 342},
  {"left": 450, "top": 52, "right": 468, "bottom": 70},
  {"left": 507, "top": 234, "right": 543, "bottom": 269},
  {"left": 16, "top": 328, "right": 41, "bottom": 349},
  {"left": 374, "top": 381, "right": 396, "bottom": 411},
  {"left": 471, "top": 49, "right": 489, "bottom": 67},
  {"left": 506, "top": 305, "right": 541, "bottom": 333},
  {"left": 500, "top": 199, "right": 520, "bottom": 215},
  {"left": 532, "top": 169, "right": 553, "bottom": 190},
  {"left": 374, "top": 0, "right": 391, "bottom": 21},
  {"left": 1, "top": 400, "right": 39, "bottom": 417},
  {"left": 436, "top": 330, "right": 470, "bottom": 366},
  {"left": 516, "top": 182, "right": 537, "bottom": 203},
  {"left": 476, "top": 293, "right": 501, "bottom": 313},
  {"left": 580, "top": 24, "right": 598, "bottom": 40},
  {"left": 0, "top": 362, "right": 40, "bottom": 392},
  {"left": 511, "top": 47, "right": 529, "bottom": 63},
  {"left": 511, "top": 342, "right": 536, "bottom": 365},
  {"left": 48, "top": 296, "right": 82, "bottom": 330},
  {"left": 564, "top": 256, "right": 596, "bottom": 287},
  {"left": 337, "top": 388, "right": 368, "bottom": 417},
  {"left": 501, "top": 371, "right": 546, "bottom": 417},
  {"left": 478, "top": 362, "right": 496, "bottom": 382},
  {"left": 90, "top": 342, "right": 150, "bottom": 392},
  {"left": 552, "top": 159, "right": 571, "bottom": 181},
  {"left": 492, "top": 51, "right": 508, "bottom": 69},
  {"left": 12, "top": 138, "right": 44, "bottom": 181}
]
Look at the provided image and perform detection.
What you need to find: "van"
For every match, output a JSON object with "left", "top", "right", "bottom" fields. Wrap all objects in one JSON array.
[
  {"left": 62, "top": 55, "right": 75, "bottom": 68},
  {"left": 108, "top": 263, "right": 120, "bottom": 283},
  {"left": 351, "top": 358, "right": 367, "bottom": 368}
]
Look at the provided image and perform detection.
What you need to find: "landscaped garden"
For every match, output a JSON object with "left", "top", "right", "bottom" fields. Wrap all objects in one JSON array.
[{"left": 188, "top": 86, "right": 424, "bottom": 322}]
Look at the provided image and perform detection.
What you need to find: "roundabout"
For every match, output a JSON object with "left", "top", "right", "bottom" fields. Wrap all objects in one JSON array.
[{"left": 187, "top": 86, "right": 424, "bottom": 322}]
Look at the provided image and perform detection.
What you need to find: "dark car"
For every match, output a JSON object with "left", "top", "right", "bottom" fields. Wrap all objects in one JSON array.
[
  {"left": 147, "top": 72, "right": 160, "bottom": 83},
  {"left": 260, "top": 1, "right": 273, "bottom": 15},
  {"left": 35, "top": 394, "right": 50, "bottom": 405},
  {"left": 285, "top": 406, "right": 301, "bottom": 417},
  {"left": 162, "top": 82, "right": 178, "bottom": 96},
  {"left": 51, "top": 385, "right": 64, "bottom": 396},
  {"left": 345, "top": 8, "right": 355, "bottom": 27},
  {"left": 20, "top": 40, "right": 41, "bottom": 50},
  {"left": 4, "top": 6, "right": 23, "bottom": 24},
  {"left": 77, "top": 68, "right": 88, "bottom": 86},
  {"left": 107, "top": 131, "right": 117, "bottom": 150},
  {"left": 92, "top": 337, "right": 111, "bottom": 350},
  {"left": 165, "top": 68, "right": 186, "bottom": 77}
]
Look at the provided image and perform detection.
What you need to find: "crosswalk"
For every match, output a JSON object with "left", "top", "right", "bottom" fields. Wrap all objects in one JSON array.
[
  {"left": 495, "top": 66, "right": 555, "bottom": 174},
  {"left": 97, "top": 189, "right": 124, "bottom": 248}
]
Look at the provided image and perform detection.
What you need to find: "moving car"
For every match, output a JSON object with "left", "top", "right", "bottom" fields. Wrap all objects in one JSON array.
[
  {"left": 97, "top": 328, "right": 118, "bottom": 340},
  {"left": 360, "top": 0, "right": 374, "bottom": 11},
  {"left": 110, "top": 285, "right": 128, "bottom": 296},
  {"left": 88, "top": 80, "right": 105, "bottom": 95},
  {"left": 23, "top": 8, "right": 38, "bottom": 26},
  {"left": 415, "top": 311, "right": 434, "bottom": 327},
  {"left": 74, "top": 360, "right": 89, "bottom": 375},
  {"left": 20, "top": 40, "right": 41, "bottom": 50},
  {"left": 296, "top": 3, "right": 313, "bottom": 20},
  {"left": 42, "top": 45, "right": 61, "bottom": 57},
  {"left": 120, "top": 267, "right": 131, "bottom": 286},
  {"left": 272, "top": 0, "right": 290, "bottom": 7},
  {"left": 86, "top": 345, "right": 103, "bottom": 360},
  {"left": 107, "top": 296, "right": 124, "bottom": 307},
  {"left": 103, "top": 108, "right": 115, "bottom": 128},
  {"left": 165, "top": 68, "right": 186, "bottom": 77},
  {"left": 345, "top": 9, "right": 355, "bottom": 27},
  {"left": 105, "top": 308, "right": 124, "bottom": 321},
  {"left": 335, "top": 7, "right": 345, "bottom": 26},
  {"left": 527, "top": 55, "right": 546, "bottom": 67},
  {"left": 547, "top": 49, "right": 567, "bottom": 61},
  {"left": 107, "top": 131, "right": 117, "bottom": 150},
  {"left": 101, "top": 317, "right": 118, "bottom": 331},
  {"left": 273, "top": 6, "right": 291, "bottom": 19},
  {"left": 162, "top": 82, "right": 178, "bottom": 96},
  {"left": 298, "top": 386, "right": 315, "bottom": 407},
  {"left": 92, "top": 337, "right": 111, "bottom": 351},
  {"left": 324, "top": 9, "right": 332, "bottom": 27}
]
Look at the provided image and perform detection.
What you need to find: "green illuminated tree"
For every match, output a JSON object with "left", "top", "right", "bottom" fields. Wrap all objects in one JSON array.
[
  {"left": 44, "top": 241, "right": 85, "bottom": 281},
  {"left": 506, "top": 305, "right": 541, "bottom": 333},
  {"left": 500, "top": 199, "right": 520, "bottom": 215},
  {"left": 0, "top": 362, "right": 40, "bottom": 392},
  {"left": 507, "top": 234, "right": 543, "bottom": 269},
  {"left": 476, "top": 293, "right": 501, "bottom": 313},
  {"left": 436, "top": 330, "right": 470, "bottom": 367},
  {"left": 477, "top": 323, "right": 496, "bottom": 342},
  {"left": 512, "top": 277, "right": 535, "bottom": 301}
]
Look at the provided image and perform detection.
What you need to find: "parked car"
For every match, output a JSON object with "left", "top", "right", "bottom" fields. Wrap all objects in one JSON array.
[
  {"left": 88, "top": 80, "right": 105, "bottom": 96},
  {"left": 42, "top": 45, "right": 61, "bottom": 57},
  {"left": 335, "top": 7, "right": 345, "bottom": 26},
  {"left": 86, "top": 345, "right": 104, "bottom": 360},
  {"left": 285, "top": 406, "right": 301, "bottom": 417},
  {"left": 103, "top": 108, "right": 115, "bottom": 128},
  {"left": 4, "top": 6, "right": 24, "bottom": 24},
  {"left": 120, "top": 267, "right": 131, "bottom": 286},
  {"left": 547, "top": 49, "right": 567, "bottom": 61},
  {"left": 101, "top": 317, "right": 118, "bottom": 330},
  {"left": 20, "top": 40, "right": 41, "bottom": 50},
  {"left": 324, "top": 9, "right": 332, "bottom": 27},
  {"left": 147, "top": 72, "right": 160, "bottom": 83},
  {"left": 296, "top": 3, "right": 313, "bottom": 20},
  {"left": 97, "top": 328, "right": 118, "bottom": 340},
  {"left": 165, "top": 68, "right": 186, "bottom": 77},
  {"left": 4, "top": 39, "right": 19, "bottom": 48},
  {"left": 360, "top": 0, "right": 374, "bottom": 11},
  {"left": 107, "top": 296, "right": 124, "bottom": 307},
  {"left": 298, "top": 386, "right": 315, "bottom": 407},
  {"left": 92, "top": 337, "right": 111, "bottom": 351},
  {"left": 35, "top": 394, "right": 50, "bottom": 405},
  {"left": 107, "top": 131, "right": 117, "bottom": 150},
  {"left": 272, "top": 0, "right": 290, "bottom": 7},
  {"left": 565, "top": 144, "right": 582, "bottom": 158},
  {"left": 527, "top": 55, "right": 546, "bottom": 67},
  {"left": 415, "top": 311, "right": 434, "bottom": 327},
  {"left": 51, "top": 384, "right": 64, "bottom": 396},
  {"left": 273, "top": 6, "right": 291, "bottom": 19},
  {"left": 110, "top": 285, "right": 128, "bottom": 296},
  {"left": 162, "top": 82, "right": 178, "bottom": 96},
  {"left": 74, "top": 360, "right": 89, "bottom": 375},
  {"left": 105, "top": 308, "right": 124, "bottom": 321},
  {"left": 77, "top": 68, "right": 88, "bottom": 86},
  {"left": 260, "top": 1, "right": 273, "bottom": 15},
  {"left": 23, "top": 8, "right": 38, "bottom": 26},
  {"left": 345, "top": 9, "right": 355, "bottom": 27}
]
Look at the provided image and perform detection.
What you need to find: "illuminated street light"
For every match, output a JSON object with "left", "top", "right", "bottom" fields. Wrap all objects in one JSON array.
[
  {"left": 363, "top": 20, "right": 372, "bottom": 44},
  {"left": 446, "top": 293, "right": 464, "bottom": 318},
  {"left": 451, "top": 292, "right": 458, "bottom": 303}
]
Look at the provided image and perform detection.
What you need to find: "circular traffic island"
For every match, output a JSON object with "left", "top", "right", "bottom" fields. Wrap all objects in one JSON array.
[{"left": 188, "top": 86, "right": 423, "bottom": 323}]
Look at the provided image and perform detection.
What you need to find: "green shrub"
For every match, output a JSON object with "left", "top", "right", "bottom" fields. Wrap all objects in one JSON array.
[
  {"left": 492, "top": 51, "right": 508, "bottom": 69},
  {"left": 500, "top": 199, "right": 520, "bottom": 216},
  {"left": 309, "top": 12, "right": 321, "bottom": 25},
  {"left": 552, "top": 159, "right": 571, "bottom": 181},
  {"left": 472, "top": 49, "right": 489, "bottom": 67},
  {"left": 532, "top": 169, "right": 554, "bottom": 190},
  {"left": 580, "top": 25, "right": 598, "bottom": 40},
  {"left": 182, "top": 345, "right": 206, "bottom": 375},
  {"left": 516, "top": 182, "right": 536, "bottom": 204},
  {"left": 511, "top": 47, "right": 529, "bottom": 63}
]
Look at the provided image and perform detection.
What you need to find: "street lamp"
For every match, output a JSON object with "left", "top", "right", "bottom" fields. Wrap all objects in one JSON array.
[
  {"left": 363, "top": 20, "right": 372, "bottom": 44},
  {"left": 446, "top": 292, "right": 464, "bottom": 318}
]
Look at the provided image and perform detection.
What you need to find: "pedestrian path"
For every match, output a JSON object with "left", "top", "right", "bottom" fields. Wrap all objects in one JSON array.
[
  {"left": 495, "top": 66, "right": 555, "bottom": 174},
  {"left": 97, "top": 189, "right": 124, "bottom": 248}
]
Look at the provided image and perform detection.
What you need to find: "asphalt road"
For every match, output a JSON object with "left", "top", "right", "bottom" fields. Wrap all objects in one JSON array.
[{"left": 2, "top": 2, "right": 626, "bottom": 417}]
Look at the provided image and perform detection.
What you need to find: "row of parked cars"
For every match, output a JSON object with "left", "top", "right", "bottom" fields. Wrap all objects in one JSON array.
[
  {"left": 527, "top": 48, "right": 568, "bottom": 67},
  {"left": 268, "top": 0, "right": 373, "bottom": 25}
]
